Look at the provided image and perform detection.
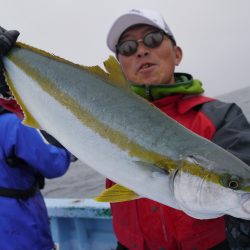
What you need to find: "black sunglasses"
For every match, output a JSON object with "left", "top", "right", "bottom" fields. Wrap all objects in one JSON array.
[{"left": 116, "top": 30, "right": 165, "bottom": 57}]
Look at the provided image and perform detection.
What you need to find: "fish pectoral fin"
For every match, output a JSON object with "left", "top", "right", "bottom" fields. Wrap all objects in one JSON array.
[{"left": 94, "top": 184, "right": 139, "bottom": 203}]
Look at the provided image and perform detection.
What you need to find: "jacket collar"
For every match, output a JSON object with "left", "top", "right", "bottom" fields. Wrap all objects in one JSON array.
[{"left": 130, "top": 73, "right": 204, "bottom": 101}]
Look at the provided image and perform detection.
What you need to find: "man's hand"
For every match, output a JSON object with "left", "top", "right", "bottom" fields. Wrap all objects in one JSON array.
[
  {"left": 0, "top": 26, "right": 19, "bottom": 56},
  {"left": 0, "top": 26, "right": 19, "bottom": 97},
  {"left": 40, "top": 130, "right": 78, "bottom": 162}
]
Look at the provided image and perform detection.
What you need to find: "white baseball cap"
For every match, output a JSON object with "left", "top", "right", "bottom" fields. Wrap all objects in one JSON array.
[{"left": 107, "top": 8, "right": 176, "bottom": 53}]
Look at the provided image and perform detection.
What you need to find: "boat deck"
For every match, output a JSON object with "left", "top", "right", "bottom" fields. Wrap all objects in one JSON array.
[{"left": 45, "top": 198, "right": 116, "bottom": 250}]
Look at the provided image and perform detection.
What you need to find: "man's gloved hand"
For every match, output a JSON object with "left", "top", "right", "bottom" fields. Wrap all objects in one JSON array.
[
  {"left": 40, "top": 130, "right": 78, "bottom": 162},
  {"left": 0, "top": 26, "right": 19, "bottom": 56},
  {"left": 0, "top": 26, "right": 19, "bottom": 97}
]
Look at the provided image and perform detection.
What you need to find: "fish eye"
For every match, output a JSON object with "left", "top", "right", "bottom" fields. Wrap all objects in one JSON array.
[
  {"left": 220, "top": 174, "right": 241, "bottom": 190},
  {"left": 228, "top": 179, "right": 239, "bottom": 190}
]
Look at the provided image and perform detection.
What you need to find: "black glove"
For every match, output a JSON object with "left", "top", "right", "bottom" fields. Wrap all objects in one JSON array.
[
  {"left": 0, "top": 26, "right": 19, "bottom": 56},
  {"left": 40, "top": 130, "right": 65, "bottom": 148},
  {"left": 0, "top": 26, "right": 19, "bottom": 97},
  {"left": 40, "top": 130, "right": 78, "bottom": 162}
]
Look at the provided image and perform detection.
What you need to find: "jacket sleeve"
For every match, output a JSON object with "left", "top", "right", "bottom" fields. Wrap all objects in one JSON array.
[
  {"left": 201, "top": 100, "right": 250, "bottom": 248},
  {"left": 3, "top": 114, "right": 70, "bottom": 178},
  {"left": 201, "top": 100, "right": 250, "bottom": 165}
]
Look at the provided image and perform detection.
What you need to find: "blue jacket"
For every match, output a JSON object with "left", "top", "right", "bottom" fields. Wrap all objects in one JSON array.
[{"left": 0, "top": 112, "right": 70, "bottom": 250}]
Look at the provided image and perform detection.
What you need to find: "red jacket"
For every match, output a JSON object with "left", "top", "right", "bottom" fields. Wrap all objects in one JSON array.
[{"left": 107, "top": 94, "right": 227, "bottom": 250}]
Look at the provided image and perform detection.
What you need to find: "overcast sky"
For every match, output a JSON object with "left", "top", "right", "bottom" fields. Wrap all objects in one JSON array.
[{"left": 1, "top": 0, "right": 250, "bottom": 97}]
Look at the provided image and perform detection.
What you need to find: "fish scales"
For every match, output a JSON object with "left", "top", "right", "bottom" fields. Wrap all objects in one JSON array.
[
  {"left": 2, "top": 42, "right": 250, "bottom": 219},
  {"left": 6, "top": 46, "right": 250, "bottom": 176}
]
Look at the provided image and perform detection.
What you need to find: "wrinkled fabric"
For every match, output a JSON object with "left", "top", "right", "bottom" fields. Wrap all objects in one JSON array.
[
  {"left": 109, "top": 91, "right": 250, "bottom": 249},
  {"left": 108, "top": 94, "right": 228, "bottom": 250},
  {"left": 0, "top": 112, "right": 70, "bottom": 250}
]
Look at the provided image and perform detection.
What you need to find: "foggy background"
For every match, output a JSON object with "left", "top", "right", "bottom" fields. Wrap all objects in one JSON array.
[{"left": 1, "top": 0, "right": 250, "bottom": 97}]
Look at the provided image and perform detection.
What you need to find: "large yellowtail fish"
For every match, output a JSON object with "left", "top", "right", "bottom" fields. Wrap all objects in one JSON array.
[{"left": 2, "top": 42, "right": 250, "bottom": 219}]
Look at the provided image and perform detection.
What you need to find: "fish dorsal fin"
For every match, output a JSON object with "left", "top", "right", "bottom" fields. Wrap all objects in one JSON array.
[
  {"left": 16, "top": 42, "right": 130, "bottom": 91},
  {"left": 94, "top": 184, "right": 139, "bottom": 203},
  {"left": 16, "top": 42, "right": 112, "bottom": 87},
  {"left": 103, "top": 56, "right": 130, "bottom": 90},
  {"left": 84, "top": 56, "right": 131, "bottom": 91}
]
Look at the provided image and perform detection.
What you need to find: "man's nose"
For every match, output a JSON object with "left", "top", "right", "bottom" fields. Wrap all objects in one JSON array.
[{"left": 136, "top": 41, "right": 149, "bottom": 58}]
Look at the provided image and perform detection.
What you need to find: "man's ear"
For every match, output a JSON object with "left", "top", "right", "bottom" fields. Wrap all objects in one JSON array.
[{"left": 174, "top": 46, "right": 183, "bottom": 66}]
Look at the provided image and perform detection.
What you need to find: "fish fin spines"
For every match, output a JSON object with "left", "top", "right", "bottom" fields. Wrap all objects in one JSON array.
[{"left": 95, "top": 184, "right": 139, "bottom": 202}]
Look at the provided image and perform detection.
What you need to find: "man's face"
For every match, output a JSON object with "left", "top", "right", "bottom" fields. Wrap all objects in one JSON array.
[{"left": 117, "top": 25, "right": 182, "bottom": 85}]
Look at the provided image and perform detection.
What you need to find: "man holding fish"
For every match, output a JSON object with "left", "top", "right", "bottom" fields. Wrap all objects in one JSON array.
[
  {"left": 1, "top": 8, "right": 250, "bottom": 250},
  {"left": 105, "top": 9, "right": 250, "bottom": 250}
]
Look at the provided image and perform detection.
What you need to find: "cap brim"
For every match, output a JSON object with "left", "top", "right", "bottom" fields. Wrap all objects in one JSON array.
[{"left": 107, "top": 14, "right": 163, "bottom": 52}]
